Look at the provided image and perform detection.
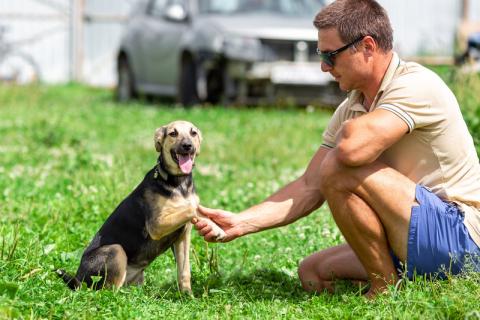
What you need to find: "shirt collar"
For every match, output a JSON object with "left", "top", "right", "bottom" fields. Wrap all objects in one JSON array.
[{"left": 378, "top": 52, "right": 400, "bottom": 95}]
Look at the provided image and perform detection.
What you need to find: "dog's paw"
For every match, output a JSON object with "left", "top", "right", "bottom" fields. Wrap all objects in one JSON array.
[
  {"left": 214, "top": 231, "right": 226, "bottom": 241},
  {"left": 197, "top": 216, "right": 227, "bottom": 241}
]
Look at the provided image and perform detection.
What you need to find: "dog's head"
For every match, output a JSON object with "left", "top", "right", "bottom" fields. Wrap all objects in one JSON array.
[{"left": 154, "top": 120, "right": 202, "bottom": 176}]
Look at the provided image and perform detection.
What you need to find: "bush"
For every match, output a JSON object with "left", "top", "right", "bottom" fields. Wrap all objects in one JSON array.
[
  {"left": 430, "top": 66, "right": 480, "bottom": 155},
  {"left": 451, "top": 71, "right": 480, "bottom": 155}
]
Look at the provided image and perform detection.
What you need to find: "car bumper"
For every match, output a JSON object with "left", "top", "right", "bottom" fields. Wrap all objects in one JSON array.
[
  {"left": 224, "top": 60, "right": 344, "bottom": 106},
  {"left": 246, "top": 61, "right": 333, "bottom": 86}
]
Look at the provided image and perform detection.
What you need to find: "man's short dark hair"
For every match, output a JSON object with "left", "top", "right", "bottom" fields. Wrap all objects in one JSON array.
[{"left": 313, "top": 0, "right": 393, "bottom": 52}]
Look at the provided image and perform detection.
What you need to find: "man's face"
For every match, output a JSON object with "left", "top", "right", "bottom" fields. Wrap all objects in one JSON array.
[{"left": 317, "top": 28, "right": 366, "bottom": 92}]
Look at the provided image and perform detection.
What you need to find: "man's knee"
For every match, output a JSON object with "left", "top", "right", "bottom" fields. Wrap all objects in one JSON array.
[
  {"left": 318, "top": 151, "right": 346, "bottom": 194},
  {"left": 319, "top": 151, "right": 387, "bottom": 195}
]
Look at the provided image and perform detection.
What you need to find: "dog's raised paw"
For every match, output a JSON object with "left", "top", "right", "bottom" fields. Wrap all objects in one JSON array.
[
  {"left": 215, "top": 232, "right": 227, "bottom": 241},
  {"left": 197, "top": 216, "right": 227, "bottom": 241}
]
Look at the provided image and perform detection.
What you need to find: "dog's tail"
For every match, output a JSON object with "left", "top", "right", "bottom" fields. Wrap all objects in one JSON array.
[{"left": 56, "top": 269, "right": 82, "bottom": 290}]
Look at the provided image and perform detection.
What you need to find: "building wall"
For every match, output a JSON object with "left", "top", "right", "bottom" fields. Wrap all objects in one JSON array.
[
  {"left": 0, "top": 0, "right": 478, "bottom": 87},
  {"left": 0, "top": 0, "right": 70, "bottom": 83},
  {"left": 83, "top": 0, "right": 131, "bottom": 86},
  {"left": 380, "top": 0, "right": 461, "bottom": 57},
  {"left": 471, "top": 0, "right": 480, "bottom": 20}
]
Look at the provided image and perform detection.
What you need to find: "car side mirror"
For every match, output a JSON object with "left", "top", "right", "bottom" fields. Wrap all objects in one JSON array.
[{"left": 163, "top": 4, "right": 188, "bottom": 22}]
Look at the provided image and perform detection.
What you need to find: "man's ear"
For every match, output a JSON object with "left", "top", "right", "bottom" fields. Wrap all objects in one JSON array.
[
  {"left": 362, "top": 36, "right": 376, "bottom": 55},
  {"left": 154, "top": 126, "right": 167, "bottom": 152}
]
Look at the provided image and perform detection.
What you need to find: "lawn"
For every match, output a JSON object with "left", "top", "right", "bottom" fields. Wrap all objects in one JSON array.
[{"left": 1, "top": 83, "right": 480, "bottom": 319}]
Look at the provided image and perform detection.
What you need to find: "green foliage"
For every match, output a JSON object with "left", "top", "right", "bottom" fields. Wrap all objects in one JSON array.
[
  {"left": 0, "top": 83, "right": 479, "bottom": 319},
  {"left": 453, "top": 72, "right": 480, "bottom": 154},
  {"left": 429, "top": 66, "right": 480, "bottom": 154}
]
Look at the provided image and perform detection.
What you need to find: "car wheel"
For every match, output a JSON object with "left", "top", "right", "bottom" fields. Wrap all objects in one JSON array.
[
  {"left": 116, "top": 56, "right": 137, "bottom": 102},
  {"left": 179, "top": 57, "right": 199, "bottom": 106}
]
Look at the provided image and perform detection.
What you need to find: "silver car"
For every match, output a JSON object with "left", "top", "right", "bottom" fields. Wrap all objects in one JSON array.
[{"left": 116, "top": 0, "right": 343, "bottom": 106}]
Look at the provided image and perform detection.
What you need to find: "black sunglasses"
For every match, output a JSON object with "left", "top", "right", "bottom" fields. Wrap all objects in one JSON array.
[{"left": 316, "top": 36, "right": 365, "bottom": 67}]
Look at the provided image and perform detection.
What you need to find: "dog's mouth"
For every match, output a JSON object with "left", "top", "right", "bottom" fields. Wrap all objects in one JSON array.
[{"left": 171, "top": 150, "right": 195, "bottom": 174}]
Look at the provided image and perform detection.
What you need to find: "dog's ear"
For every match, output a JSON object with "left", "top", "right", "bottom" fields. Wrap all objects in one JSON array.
[
  {"left": 154, "top": 126, "right": 167, "bottom": 152},
  {"left": 195, "top": 127, "right": 203, "bottom": 154},
  {"left": 197, "top": 127, "right": 203, "bottom": 144}
]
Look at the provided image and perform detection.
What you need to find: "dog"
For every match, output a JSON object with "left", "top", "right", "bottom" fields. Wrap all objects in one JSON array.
[{"left": 56, "top": 120, "right": 225, "bottom": 293}]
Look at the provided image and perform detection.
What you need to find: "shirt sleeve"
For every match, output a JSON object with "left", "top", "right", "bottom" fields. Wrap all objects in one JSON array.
[
  {"left": 376, "top": 66, "right": 447, "bottom": 132},
  {"left": 322, "top": 98, "right": 349, "bottom": 148}
]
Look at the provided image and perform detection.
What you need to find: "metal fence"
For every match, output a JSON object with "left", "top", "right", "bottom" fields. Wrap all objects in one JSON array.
[{"left": 0, "top": 0, "right": 132, "bottom": 86}]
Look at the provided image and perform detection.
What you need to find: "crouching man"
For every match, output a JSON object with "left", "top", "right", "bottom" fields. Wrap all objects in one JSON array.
[{"left": 193, "top": 0, "right": 480, "bottom": 298}]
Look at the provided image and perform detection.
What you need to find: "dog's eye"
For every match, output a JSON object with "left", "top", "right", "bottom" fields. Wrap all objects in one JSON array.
[
  {"left": 190, "top": 130, "right": 197, "bottom": 137},
  {"left": 168, "top": 130, "right": 178, "bottom": 137}
]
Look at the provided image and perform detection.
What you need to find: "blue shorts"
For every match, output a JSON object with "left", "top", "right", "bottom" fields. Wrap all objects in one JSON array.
[{"left": 392, "top": 185, "right": 480, "bottom": 279}]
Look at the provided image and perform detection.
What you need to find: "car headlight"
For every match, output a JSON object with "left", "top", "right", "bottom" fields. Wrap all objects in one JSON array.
[{"left": 220, "top": 35, "right": 262, "bottom": 61}]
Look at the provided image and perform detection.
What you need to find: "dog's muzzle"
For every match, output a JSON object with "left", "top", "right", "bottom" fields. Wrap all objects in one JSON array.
[{"left": 171, "top": 141, "right": 196, "bottom": 174}]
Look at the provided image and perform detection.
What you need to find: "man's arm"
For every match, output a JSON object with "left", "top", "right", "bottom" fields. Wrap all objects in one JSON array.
[
  {"left": 237, "top": 146, "right": 330, "bottom": 233},
  {"left": 195, "top": 146, "right": 331, "bottom": 241},
  {"left": 335, "top": 109, "right": 409, "bottom": 166}
]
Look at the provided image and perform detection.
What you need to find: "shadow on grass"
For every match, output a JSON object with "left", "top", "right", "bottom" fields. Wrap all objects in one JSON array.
[
  {"left": 220, "top": 268, "right": 306, "bottom": 300},
  {"left": 151, "top": 268, "right": 362, "bottom": 301}
]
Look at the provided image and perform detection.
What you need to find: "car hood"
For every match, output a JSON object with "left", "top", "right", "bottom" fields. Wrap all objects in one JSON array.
[{"left": 197, "top": 13, "right": 318, "bottom": 41}]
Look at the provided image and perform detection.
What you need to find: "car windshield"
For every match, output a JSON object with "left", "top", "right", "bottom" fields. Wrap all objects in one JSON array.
[{"left": 198, "top": 0, "right": 325, "bottom": 16}]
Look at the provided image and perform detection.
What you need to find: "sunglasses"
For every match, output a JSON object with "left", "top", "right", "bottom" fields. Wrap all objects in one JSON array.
[{"left": 316, "top": 36, "right": 365, "bottom": 67}]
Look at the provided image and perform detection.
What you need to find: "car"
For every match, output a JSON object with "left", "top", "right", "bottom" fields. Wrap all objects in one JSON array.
[{"left": 116, "top": 0, "right": 344, "bottom": 106}]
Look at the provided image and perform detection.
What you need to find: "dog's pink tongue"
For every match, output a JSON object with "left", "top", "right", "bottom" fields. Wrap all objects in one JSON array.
[{"left": 178, "top": 155, "right": 193, "bottom": 174}]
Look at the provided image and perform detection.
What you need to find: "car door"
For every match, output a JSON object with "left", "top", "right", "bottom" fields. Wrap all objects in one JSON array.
[{"left": 141, "top": 0, "right": 190, "bottom": 94}]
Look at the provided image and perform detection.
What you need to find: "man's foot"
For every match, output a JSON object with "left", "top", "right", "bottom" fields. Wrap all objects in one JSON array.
[{"left": 363, "top": 284, "right": 389, "bottom": 299}]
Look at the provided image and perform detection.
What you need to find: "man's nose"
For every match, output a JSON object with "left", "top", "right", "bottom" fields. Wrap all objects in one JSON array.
[{"left": 321, "top": 61, "right": 332, "bottom": 72}]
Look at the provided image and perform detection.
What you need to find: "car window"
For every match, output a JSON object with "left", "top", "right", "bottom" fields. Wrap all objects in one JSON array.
[
  {"left": 198, "top": 0, "right": 324, "bottom": 16},
  {"left": 148, "top": 0, "right": 188, "bottom": 18},
  {"left": 148, "top": 0, "right": 168, "bottom": 17}
]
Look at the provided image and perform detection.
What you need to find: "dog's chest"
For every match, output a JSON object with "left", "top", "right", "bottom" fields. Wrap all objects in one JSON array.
[
  {"left": 145, "top": 189, "right": 198, "bottom": 225},
  {"left": 156, "top": 194, "right": 197, "bottom": 217}
]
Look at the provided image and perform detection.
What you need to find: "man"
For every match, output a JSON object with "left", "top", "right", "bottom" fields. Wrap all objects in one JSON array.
[
  {"left": 193, "top": 0, "right": 480, "bottom": 298},
  {"left": 456, "top": 31, "right": 480, "bottom": 65}
]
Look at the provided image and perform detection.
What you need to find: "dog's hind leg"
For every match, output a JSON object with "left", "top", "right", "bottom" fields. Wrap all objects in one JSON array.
[
  {"left": 125, "top": 265, "right": 145, "bottom": 286},
  {"left": 56, "top": 269, "right": 82, "bottom": 290},
  {"left": 172, "top": 223, "right": 193, "bottom": 294},
  {"left": 76, "top": 244, "right": 128, "bottom": 289}
]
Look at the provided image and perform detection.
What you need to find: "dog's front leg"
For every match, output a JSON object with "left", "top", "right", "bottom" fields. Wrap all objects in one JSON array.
[
  {"left": 148, "top": 205, "right": 195, "bottom": 240},
  {"left": 173, "top": 223, "right": 192, "bottom": 295}
]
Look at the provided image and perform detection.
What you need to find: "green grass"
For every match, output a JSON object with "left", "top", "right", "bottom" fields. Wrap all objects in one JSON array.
[{"left": 1, "top": 83, "right": 480, "bottom": 319}]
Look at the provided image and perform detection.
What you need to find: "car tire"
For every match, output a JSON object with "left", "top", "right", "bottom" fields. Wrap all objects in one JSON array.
[
  {"left": 179, "top": 57, "right": 199, "bottom": 106},
  {"left": 116, "top": 56, "right": 137, "bottom": 103}
]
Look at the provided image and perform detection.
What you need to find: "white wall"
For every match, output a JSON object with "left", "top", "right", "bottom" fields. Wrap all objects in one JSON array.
[
  {"left": 83, "top": 0, "right": 132, "bottom": 86},
  {"left": 0, "top": 0, "right": 70, "bottom": 83},
  {"left": 380, "top": 0, "right": 461, "bottom": 57}
]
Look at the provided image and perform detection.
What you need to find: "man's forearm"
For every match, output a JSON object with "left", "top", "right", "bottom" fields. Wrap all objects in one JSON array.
[{"left": 235, "top": 177, "right": 325, "bottom": 236}]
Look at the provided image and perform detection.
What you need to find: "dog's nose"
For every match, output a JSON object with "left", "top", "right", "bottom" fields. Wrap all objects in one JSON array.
[{"left": 181, "top": 142, "right": 193, "bottom": 152}]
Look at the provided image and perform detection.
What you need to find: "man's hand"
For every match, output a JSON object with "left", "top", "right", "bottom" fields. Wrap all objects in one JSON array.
[{"left": 192, "top": 205, "right": 243, "bottom": 242}]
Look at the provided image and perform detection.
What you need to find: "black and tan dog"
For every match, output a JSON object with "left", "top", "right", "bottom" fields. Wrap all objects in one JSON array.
[{"left": 56, "top": 120, "right": 225, "bottom": 293}]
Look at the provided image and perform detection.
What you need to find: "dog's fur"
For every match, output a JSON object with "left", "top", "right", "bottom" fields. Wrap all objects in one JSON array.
[{"left": 56, "top": 120, "right": 222, "bottom": 293}]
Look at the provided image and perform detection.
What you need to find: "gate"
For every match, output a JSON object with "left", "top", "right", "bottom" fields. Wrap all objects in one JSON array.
[{"left": 0, "top": 0, "right": 135, "bottom": 86}]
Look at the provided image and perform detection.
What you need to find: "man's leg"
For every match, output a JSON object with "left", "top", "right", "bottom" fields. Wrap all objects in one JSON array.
[
  {"left": 298, "top": 243, "right": 368, "bottom": 293},
  {"left": 318, "top": 151, "right": 417, "bottom": 297}
]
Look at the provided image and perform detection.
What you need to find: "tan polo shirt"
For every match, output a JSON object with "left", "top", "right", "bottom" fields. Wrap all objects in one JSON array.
[{"left": 322, "top": 52, "right": 480, "bottom": 246}]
